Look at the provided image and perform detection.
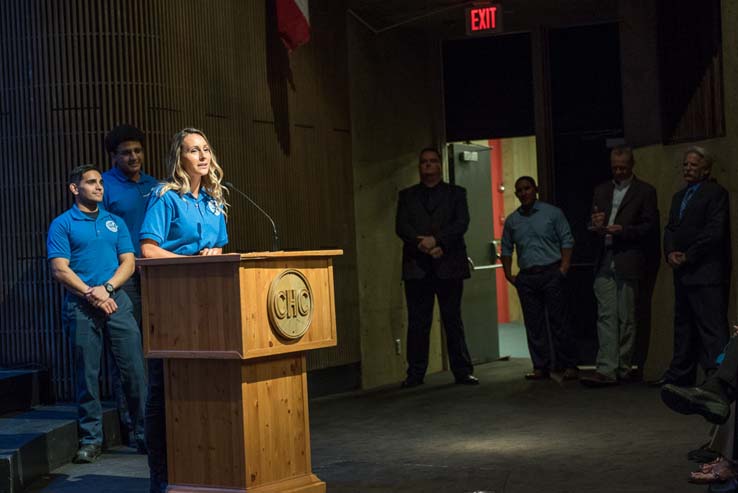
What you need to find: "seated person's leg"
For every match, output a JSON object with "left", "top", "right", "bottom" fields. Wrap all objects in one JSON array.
[{"left": 660, "top": 337, "right": 738, "bottom": 424}]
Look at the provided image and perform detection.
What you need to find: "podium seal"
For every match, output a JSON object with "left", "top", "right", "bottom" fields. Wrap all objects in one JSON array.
[{"left": 267, "top": 269, "right": 314, "bottom": 339}]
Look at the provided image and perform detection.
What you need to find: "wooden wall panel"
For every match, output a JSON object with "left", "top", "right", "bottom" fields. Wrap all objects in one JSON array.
[
  {"left": 658, "top": 0, "right": 725, "bottom": 143},
  {"left": 0, "top": 0, "right": 360, "bottom": 400}
]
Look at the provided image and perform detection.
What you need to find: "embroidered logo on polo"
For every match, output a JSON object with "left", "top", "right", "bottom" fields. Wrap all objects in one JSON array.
[
  {"left": 105, "top": 220, "right": 119, "bottom": 233},
  {"left": 207, "top": 200, "right": 221, "bottom": 216}
]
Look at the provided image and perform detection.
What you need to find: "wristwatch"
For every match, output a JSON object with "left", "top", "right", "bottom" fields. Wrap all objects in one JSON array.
[{"left": 104, "top": 282, "right": 115, "bottom": 295}]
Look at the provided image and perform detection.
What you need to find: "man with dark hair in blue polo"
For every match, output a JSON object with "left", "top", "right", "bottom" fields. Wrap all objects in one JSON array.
[
  {"left": 102, "top": 125, "right": 158, "bottom": 448},
  {"left": 501, "top": 176, "right": 578, "bottom": 381},
  {"left": 103, "top": 124, "right": 159, "bottom": 320},
  {"left": 47, "top": 164, "right": 146, "bottom": 463}
]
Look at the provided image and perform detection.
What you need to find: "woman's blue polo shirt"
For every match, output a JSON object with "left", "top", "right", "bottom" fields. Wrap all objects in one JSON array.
[
  {"left": 139, "top": 186, "right": 228, "bottom": 255},
  {"left": 46, "top": 205, "right": 135, "bottom": 286}
]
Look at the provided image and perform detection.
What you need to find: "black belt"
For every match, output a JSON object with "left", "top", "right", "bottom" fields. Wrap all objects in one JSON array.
[{"left": 520, "top": 261, "right": 561, "bottom": 274}]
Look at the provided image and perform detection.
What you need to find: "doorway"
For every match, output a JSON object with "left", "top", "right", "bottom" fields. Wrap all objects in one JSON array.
[
  {"left": 443, "top": 33, "right": 537, "bottom": 362},
  {"left": 447, "top": 137, "right": 538, "bottom": 359},
  {"left": 443, "top": 23, "right": 625, "bottom": 366},
  {"left": 549, "top": 22, "right": 624, "bottom": 364}
]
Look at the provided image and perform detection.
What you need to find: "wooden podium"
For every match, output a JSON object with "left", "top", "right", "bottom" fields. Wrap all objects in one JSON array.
[{"left": 137, "top": 250, "right": 342, "bottom": 493}]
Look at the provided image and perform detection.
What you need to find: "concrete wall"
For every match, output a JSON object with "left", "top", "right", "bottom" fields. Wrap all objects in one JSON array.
[
  {"left": 628, "top": 0, "right": 738, "bottom": 379},
  {"left": 348, "top": 19, "right": 446, "bottom": 388}
]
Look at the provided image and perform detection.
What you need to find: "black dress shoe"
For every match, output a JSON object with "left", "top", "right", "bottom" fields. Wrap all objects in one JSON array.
[
  {"left": 401, "top": 377, "right": 424, "bottom": 388},
  {"left": 619, "top": 368, "right": 643, "bottom": 383},
  {"left": 135, "top": 438, "right": 147, "bottom": 454},
  {"left": 661, "top": 384, "right": 731, "bottom": 424},
  {"left": 580, "top": 372, "right": 618, "bottom": 388},
  {"left": 73, "top": 444, "right": 102, "bottom": 464},
  {"left": 525, "top": 369, "right": 550, "bottom": 380},
  {"left": 455, "top": 375, "right": 479, "bottom": 385},
  {"left": 647, "top": 375, "right": 674, "bottom": 387}
]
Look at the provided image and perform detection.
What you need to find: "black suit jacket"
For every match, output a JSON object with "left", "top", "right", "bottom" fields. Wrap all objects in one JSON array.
[
  {"left": 591, "top": 177, "right": 660, "bottom": 279},
  {"left": 664, "top": 179, "right": 730, "bottom": 285},
  {"left": 395, "top": 182, "right": 471, "bottom": 280}
]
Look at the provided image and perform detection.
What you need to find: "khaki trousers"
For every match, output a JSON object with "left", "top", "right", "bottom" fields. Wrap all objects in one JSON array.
[{"left": 594, "top": 266, "right": 637, "bottom": 379}]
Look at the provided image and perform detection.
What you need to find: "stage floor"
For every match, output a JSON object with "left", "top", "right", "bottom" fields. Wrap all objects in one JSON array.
[{"left": 27, "top": 358, "right": 707, "bottom": 493}]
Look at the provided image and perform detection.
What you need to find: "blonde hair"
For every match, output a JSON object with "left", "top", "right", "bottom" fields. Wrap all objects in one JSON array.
[{"left": 159, "top": 128, "right": 228, "bottom": 215}]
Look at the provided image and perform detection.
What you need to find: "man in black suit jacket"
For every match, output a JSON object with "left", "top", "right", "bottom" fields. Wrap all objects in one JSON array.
[
  {"left": 653, "top": 145, "right": 730, "bottom": 387},
  {"left": 395, "top": 147, "right": 477, "bottom": 388},
  {"left": 582, "top": 146, "right": 659, "bottom": 387}
]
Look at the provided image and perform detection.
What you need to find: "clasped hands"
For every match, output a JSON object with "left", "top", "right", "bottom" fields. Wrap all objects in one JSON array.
[
  {"left": 85, "top": 285, "right": 117, "bottom": 315},
  {"left": 590, "top": 211, "right": 623, "bottom": 235},
  {"left": 667, "top": 251, "right": 687, "bottom": 268},
  {"left": 417, "top": 235, "right": 443, "bottom": 259}
]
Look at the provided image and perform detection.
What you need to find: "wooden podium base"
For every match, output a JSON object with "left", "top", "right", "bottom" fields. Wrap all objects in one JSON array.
[
  {"left": 167, "top": 473, "right": 326, "bottom": 493},
  {"left": 164, "top": 356, "right": 325, "bottom": 492}
]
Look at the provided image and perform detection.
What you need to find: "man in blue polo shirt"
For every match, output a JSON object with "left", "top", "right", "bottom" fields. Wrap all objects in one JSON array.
[
  {"left": 47, "top": 164, "right": 146, "bottom": 463},
  {"left": 102, "top": 124, "right": 159, "bottom": 321},
  {"left": 102, "top": 125, "right": 158, "bottom": 449},
  {"left": 501, "top": 176, "right": 578, "bottom": 381}
]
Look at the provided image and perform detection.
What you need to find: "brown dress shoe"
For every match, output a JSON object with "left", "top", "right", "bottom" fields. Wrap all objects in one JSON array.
[
  {"left": 619, "top": 368, "right": 643, "bottom": 383},
  {"left": 580, "top": 372, "right": 618, "bottom": 388},
  {"left": 524, "top": 369, "right": 550, "bottom": 380}
]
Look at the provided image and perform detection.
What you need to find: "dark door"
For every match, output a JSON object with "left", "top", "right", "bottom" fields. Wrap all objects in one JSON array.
[{"left": 549, "top": 23, "right": 625, "bottom": 363}]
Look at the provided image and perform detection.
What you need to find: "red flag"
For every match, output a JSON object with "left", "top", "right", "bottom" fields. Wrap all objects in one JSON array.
[{"left": 276, "top": 0, "right": 310, "bottom": 51}]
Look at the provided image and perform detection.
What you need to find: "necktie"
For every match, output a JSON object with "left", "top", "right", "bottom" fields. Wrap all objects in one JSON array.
[{"left": 679, "top": 187, "right": 697, "bottom": 219}]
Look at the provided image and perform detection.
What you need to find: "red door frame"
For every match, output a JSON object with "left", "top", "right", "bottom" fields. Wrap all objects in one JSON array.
[{"left": 488, "top": 139, "right": 509, "bottom": 323}]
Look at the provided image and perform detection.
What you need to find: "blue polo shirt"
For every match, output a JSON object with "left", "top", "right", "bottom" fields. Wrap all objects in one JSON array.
[
  {"left": 102, "top": 166, "right": 159, "bottom": 256},
  {"left": 140, "top": 186, "right": 228, "bottom": 255},
  {"left": 501, "top": 200, "right": 574, "bottom": 269},
  {"left": 47, "top": 205, "right": 135, "bottom": 286}
]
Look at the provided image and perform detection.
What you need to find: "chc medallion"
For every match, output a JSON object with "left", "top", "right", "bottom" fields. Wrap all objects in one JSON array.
[{"left": 267, "top": 269, "right": 313, "bottom": 339}]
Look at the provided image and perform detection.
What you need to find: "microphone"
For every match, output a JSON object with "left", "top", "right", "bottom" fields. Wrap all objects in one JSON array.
[{"left": 223, "top": 181, "right": 280, "bottom": 252}]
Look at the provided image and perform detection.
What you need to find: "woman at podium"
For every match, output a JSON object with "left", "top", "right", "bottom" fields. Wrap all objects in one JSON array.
[{"left": 139, "top": 127, "right": 229, "bottom": 493}]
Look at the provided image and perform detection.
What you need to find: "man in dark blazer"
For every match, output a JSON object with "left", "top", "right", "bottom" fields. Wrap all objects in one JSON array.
[
  {"left": 652, "top": 145, "right": 730, "bottom": 387},
  {"left": 581, "top": 146, "right": 659, "bottom": 387},
  {"left": 395, "top": 147, "right": 478, "bottom": 388}
]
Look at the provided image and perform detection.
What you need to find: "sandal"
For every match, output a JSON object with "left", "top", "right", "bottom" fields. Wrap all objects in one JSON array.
[
  {"left": 700, "top": 457, "right": 727, "bottom": 473},
  {"left": 689, "top": 460, "right": 736, "bottom": 484}
]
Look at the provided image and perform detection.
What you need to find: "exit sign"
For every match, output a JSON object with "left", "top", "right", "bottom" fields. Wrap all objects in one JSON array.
[{"left": 465, "top": 4, "right": 502, "bottom": 36}]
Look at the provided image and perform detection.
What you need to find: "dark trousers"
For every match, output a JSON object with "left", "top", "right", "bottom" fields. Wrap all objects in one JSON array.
[
  {"left": 62, "top": 290, "right": 146, "bottom": 446},
  {"left": 109, "top": 274, "right": 143, "bottom": 442},
  {"left": 515, "top": 267, "right": 577, "bottom": 370},
  {"left": 146, "top": 358, "right": 167, "bottom": 493},
  {"left": 668, "top": 282, "right": 729, "bottom": 384},
  {"left": 404, "top": 277, "right": 473, "bottom": 381}
]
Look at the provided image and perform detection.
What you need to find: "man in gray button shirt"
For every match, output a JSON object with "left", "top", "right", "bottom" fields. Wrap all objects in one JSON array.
[
  {"left": 581, "top": 146, "right": 658, "bottom": 387},
  {"left": 501, "top": 176, "right": 577, "bottom": 380}
]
